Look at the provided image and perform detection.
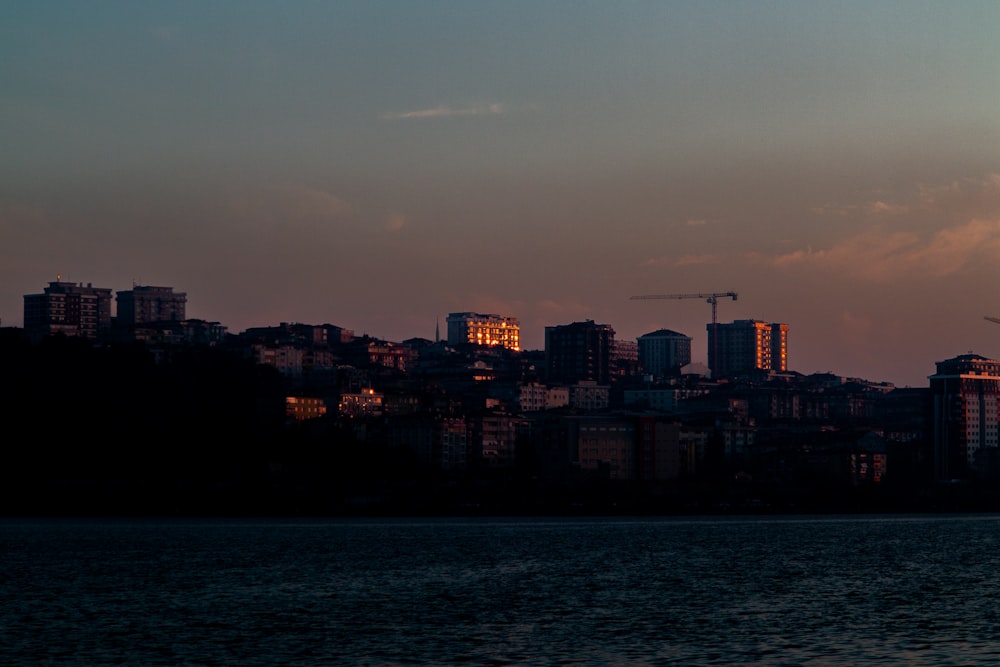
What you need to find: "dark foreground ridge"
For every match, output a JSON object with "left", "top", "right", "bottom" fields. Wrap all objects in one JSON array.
[{"left": 4, "top": 329, "right": 1000, "bottom": 518}]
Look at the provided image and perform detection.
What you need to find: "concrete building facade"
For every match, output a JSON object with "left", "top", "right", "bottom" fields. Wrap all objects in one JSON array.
[
  {"left": 708, "top": 319, "right": 788, "bottom": 378},
  {"left": 930, "top": 353, "right": 1000, "bottom": 481},
  {"left": 637, "top": 329, "right": 692, "bottom": 377},
  {"left": 446, "top": 312, "right": 520, "bottom": 351},
  {"left": 23, "top": 279, "right": 113, "bottom": 341},
  {"left": 116, "top": 285, "right": 187, "bottom": 326},
  {"left": 544, "top": 320, "right": 615, "bottom": 385}
]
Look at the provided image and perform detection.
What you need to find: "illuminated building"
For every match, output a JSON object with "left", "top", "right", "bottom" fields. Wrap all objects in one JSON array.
[
  {"left": 285, "top": 396, "right": 328, "bottom": 421},
  {"left": 544, "top": 320, "right": 615, "bottom": 384},
  {"left": 341, "top": 337, "right": 418, "bottom": 372},
  {"left": 339, "top": 388, "right": 384, "bottom": 418},
  {"left": 23, "top": 279, "right": 113, "bottom": 341},
  {"left": 446, "top": 312, "right": 520, "bottom": 351},
  {"left": 708, "top": 319, "right": 788, "bottom": 378},
  {"left": 930, "top": 353, "right": 1000, "bottom": 481},
  {"left": 637, "top": 329, "right": 692, "bottom": 377}
]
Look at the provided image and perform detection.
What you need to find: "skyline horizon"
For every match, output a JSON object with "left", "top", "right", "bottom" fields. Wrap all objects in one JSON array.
[
  {"left": 10, "top": 273, "right": 993, "bottom": 389},
  {"left": 4, "top": 2, "right": 1000, "bottom": 390}
]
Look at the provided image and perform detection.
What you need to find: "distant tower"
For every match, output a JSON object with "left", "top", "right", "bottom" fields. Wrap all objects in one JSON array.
[
  {"left": 23, "top": 279, "right": 113, "bottom": 341},
  {"left": 116, "top": 285, "right": 187, "bottom": 326},
  {"left": 708, "top": 319, "right": 788, "bottom": 378},
  {"left": 435, "top": 316, "right": 440, "bottom": 343},
  {"left": 637, "top": 329, "right": 692, "bottom": 377},
  {"left": 930, "top": 353, "right": 1000, "bottom": 481}
]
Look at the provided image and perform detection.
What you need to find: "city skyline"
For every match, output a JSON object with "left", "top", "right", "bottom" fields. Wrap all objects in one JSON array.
[
  {"left": 16, "top": 275, "right": 991, "bottom": 389},
  {"left": 3, "top": 1, "right": 1000, "bottom": 388}
]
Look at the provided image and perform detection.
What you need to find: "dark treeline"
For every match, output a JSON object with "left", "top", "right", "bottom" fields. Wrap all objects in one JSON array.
[
  {"left": 3, "top": 328, "right": 1000, "bottom": 517},
  {"left": 2, "top": 330, "right": 496, "bottom": 517}
]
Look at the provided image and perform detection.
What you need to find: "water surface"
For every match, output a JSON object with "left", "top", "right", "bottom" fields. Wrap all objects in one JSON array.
[{"left": 3, "top": 515, "right": 999, "bottom": 665}]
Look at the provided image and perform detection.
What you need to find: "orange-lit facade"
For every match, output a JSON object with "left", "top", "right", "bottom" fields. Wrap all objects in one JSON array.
[
  {"left": 286, "top": 396, "right": 327, "bottom": 421},
  {"left": 446, "top": 312, "right": 520, "bottom": 351},
  {"left": 708, "top": 319, "right": 788, "bottom": 378},
  {"left": 339, "top": 388, "right": 384, "bottom": 418}
]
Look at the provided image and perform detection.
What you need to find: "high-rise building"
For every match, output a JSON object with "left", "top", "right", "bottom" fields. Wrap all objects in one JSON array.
[
  {"left": 637, "top": 329, "right": 692, "bottom": 377},
  {"left": 930, "top": 353, "right": 1000, "bottom": 481},
  {"left": 446, "top": 312, "right": 520, "bottom": 351},
  {"left": 23, "top": 279, "right": 113, "bottom": 341},
  {"left": 544, "top": 320, "right": 615, "bottom": 384},
  {"left": 707, "top": 319, "right": 788, "bottom": 378},
  {"left": 116, "top": 285, "right": 187, "bottom": 326}
]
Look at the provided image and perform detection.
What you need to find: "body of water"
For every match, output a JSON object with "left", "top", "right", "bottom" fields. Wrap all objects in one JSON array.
[{"left": 3, "top": 514, "right": 1000, "bottom": 665}]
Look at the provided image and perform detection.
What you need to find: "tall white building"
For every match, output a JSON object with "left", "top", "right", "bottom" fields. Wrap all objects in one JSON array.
[{"left": 930, "top": 353, "right": 1000, "bottom": 481}]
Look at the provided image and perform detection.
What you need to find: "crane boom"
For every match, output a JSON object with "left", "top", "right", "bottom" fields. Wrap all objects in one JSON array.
[
  {"left": 630, "top": 292, "right": 738, "bottom": 302},
  {"left": 630, "top": 292, "right": 738, "bottom": 324},
  {"left": 985, "top": 316, "right": 1000, "bottom": 325},
  {"left": 630, "top": 291, "right": 738, "bottom": 378}
]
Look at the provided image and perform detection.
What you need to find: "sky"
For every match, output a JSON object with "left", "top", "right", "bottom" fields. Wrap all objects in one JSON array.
[{"left": 2, "top": 1, "right": 999, "bottom": 387}]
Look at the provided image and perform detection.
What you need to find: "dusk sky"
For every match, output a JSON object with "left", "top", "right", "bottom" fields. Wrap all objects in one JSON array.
[{"left": 3, "top": 1, "right": 999, "bottom": 387}]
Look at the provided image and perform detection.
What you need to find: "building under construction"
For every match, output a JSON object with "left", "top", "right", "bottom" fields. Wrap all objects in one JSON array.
[{"left": 708, "top": 319, "right": 788, "bottom": 378}]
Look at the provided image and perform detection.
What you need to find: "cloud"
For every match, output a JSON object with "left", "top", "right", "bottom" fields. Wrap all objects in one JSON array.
[
  {"left": 274, "top": 185, "right": 353, "bottom": 220},
  {"left": 866, "top": 200, "right": 908, "bottom": 215},
  {"left": 812, "top": 173, "right": 1000, "bottom": 220},
  {"left": 384, "top": 213, "right": 406, "bottom": 232},
  {"left": 381, "top": 103, "right": 506, "bottom": 120},
  {"left": 811, "top": 204, "right": 856, "bottom": 217},
  {"left": 772, "top": 173, "right": 1000, "bottom": 281},
  {"left": 673, "top": 254, "right": 722, "bottom": 268},
  {"left": 673, "top": 254, "right": 722, "bottom": 267},
  {"left": 814, "top": 199, "right": 907, "bottom": 218},
  {"left": 227, "top": 185, "right": 353, "bottom": 225},
  {"left": 641, "top": 254, "right": 722, "bottom": 268},
  {"left": 916, "top": 174, "right": 1000, "bottom": 215},
  {"left": 772, "top": 218, "right": 1000, "bottom": 281}
]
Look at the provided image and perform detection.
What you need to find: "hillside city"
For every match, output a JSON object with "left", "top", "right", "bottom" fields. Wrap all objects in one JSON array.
[{"left": 5, "top": 278, "right": 1000, "bottom": 517}]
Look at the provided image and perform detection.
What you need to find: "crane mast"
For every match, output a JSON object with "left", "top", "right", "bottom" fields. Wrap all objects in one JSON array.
[{"left": 630, "top": 291, "right": 738, "bottom": 377}]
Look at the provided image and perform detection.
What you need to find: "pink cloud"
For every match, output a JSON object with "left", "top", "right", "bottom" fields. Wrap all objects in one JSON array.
[{"left": 773, "top": 218, "right": 1000, "bottom": 281}]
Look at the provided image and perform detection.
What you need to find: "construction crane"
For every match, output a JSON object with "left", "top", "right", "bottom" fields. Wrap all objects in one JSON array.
[
  {"left": 630, "top": 292, "right": 738, "bottom": 376},
  {"left": 630, "top": 292, "right": 738, "bottom": 326}
]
